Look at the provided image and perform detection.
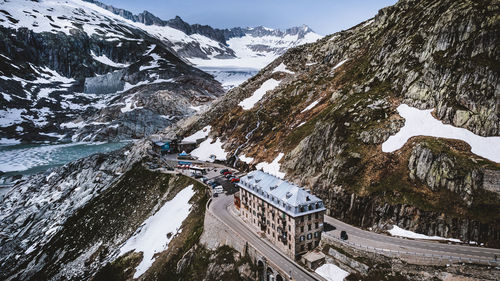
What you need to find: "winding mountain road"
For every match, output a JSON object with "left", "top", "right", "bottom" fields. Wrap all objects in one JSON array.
[
  {"left": 211, "top": 194, "right": 320, "bottom": 281},
  {"left": 324, "top": 216, "right": 500, "bottom": 264},
  {"left": 165, "top": 153, "right": 500, "bottom": 278}
]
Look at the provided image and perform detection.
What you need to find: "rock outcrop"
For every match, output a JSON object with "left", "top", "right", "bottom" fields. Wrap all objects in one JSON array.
[{"left": 180, "top": 0, "right": 500, "bottom": 246}]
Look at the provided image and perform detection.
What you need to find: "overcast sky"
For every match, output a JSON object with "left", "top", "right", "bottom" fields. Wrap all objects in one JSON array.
[{"left": 99, "top": 0, "right": 398, "bottom": 35}]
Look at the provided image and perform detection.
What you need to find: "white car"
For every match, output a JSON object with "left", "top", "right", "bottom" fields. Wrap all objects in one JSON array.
[{"left": 214, "top": 186, "right": 224, "bottom": 194}]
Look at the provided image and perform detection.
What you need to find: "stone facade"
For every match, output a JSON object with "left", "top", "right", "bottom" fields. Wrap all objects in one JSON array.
[{"left": 238, "top": 171, "right": 325, "bottom": 259}]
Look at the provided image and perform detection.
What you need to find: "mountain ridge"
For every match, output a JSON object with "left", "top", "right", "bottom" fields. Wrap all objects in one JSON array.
[{"left": 83, "top": 0, "right": 319, "bottom": 45}]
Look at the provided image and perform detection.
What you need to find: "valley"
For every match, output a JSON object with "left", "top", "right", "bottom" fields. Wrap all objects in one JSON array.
[{"left": 0, "top": 0, "right": 499, "bottom": 280}]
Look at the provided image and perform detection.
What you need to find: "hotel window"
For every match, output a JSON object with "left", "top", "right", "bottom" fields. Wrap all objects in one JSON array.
[
  {"left": 300, "top": 226, "right": 304, "bottom": 232},
  {"left": 315, "top": 222, "right": 319, "bottom": 229},
  {"left": 288, "top": 225, "right": 291, "bottom": 231},
  {"left": 300, "top": 217, "right": 304, "bottom": 223},
  {"left": 308, "top": 214, "right": 311, "bottom": 220},
  {"left": 300, "top": 245, "right": 305, "bottom": 251},
  {"left": 315, "top": 213, "right": 319, "bottom": 219},
  {"left": 307, "top": 233, "right": 312, "bottom": 240},
  {"left": 308, "top": 224, "right": 311, "bottom": 231},
  {"left": 300, "top": 235, "right": 305, "bottom": 242}
]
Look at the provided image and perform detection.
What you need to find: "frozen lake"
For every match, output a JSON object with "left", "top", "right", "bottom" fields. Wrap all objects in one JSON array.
[{"left": 0, "top": 141, "right": 128, "bottom": 183}]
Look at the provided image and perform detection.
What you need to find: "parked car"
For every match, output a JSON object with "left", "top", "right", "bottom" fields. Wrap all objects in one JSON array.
[
  {"left": 223, "top": 171, "right": 232, "bottom": 176},
  {"left": 147, "top": 163, "right": 159, "bottom": 169},
  {"left": 202, "top": 177, "right": 209, "bottom": 183},
  {"left": 214, "top": 186, "right": 224, "bottom": 194},
  {"left": 213, "top": 193, "right": 219, "bottom": 197},
  {"left": 230, "top": 177, "right": 240, "bottom": 183},
  {"left": 340, "top": 230, "right": 348, "bottom": 240},
  {"left": 210, "top": 182, "right": 218, "bottom": 188},
  {"left": 219, "top": 169, "right": 229, "bottom": 175},
  {"left": 225, "top": 174, "right": 234, "bottom": 179}
]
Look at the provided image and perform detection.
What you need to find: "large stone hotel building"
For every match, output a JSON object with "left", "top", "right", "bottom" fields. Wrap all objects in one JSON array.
[{"left": 237, "top": 170, "right": 326, "bottom": 259}]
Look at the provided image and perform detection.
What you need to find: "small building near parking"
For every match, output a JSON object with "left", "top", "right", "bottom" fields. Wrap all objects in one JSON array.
[
  {"left": 237, "top": 170, "right": 326, "bottom": 260},
  {"left": 152, "top": 140, "right": 173, "bottom": 154}
]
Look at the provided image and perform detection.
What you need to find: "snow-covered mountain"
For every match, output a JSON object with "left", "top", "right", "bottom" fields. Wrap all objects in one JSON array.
[
  {"left": 0, "top": 0, "right": 224, "bottom": 144},
  {"left": 0, "top": 0, "right": 321, "bottom": 144},
  {"left": 82, "top": 0, "right": 322, "bottom": 89},
  {"left": 84, "top": 0, "right": 322, "bottom": 66}
]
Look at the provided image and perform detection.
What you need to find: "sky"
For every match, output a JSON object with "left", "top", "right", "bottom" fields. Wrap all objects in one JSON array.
[{"left": 99, "top": 0, "right": 398, "bottom": 35}]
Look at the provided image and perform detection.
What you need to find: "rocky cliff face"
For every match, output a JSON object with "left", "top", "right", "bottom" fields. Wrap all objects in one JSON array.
[{"left": 180, "top": 0, "right": 500, "bottom": 246}]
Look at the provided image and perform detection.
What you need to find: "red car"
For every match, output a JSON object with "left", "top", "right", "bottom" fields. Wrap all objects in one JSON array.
[
  {"left": 230, "top": 177, "right": 240, "bottom": 183},
  {"left": 223, "top": 171, "right": 232, "bottom": 176}
]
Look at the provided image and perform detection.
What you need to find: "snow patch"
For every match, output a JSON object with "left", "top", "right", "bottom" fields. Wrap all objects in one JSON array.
[
  {"left": 119, "top": 185, "right": 196, "bottom": 278},
  {"left": 91, "top": 51, "right": 129, "bottom": 68},
  {"left": 301, "top": 99, "right": 320, "bottom": 113},
  {"left": 256, "top": 153, "right": 285, "bottom": 179},
  {"left": 362, "top": 19, "right": 375, "bottom": 28},
  {"left": 273, "top": 62, "right": 294, "bottom": 74},
  {"left": 0, "top": 138, "right": 21, "bottom": 145},
  {"left": 332, "top": 59, "right": 348, "bottom": 71},
  {"left": 191, "top": 137, "right": 227, "bottom": 162},
  {"left": 239, "top": 154, "right": 254, "bottom": 164},
  {"left": 388, "top": 225, "right": 461, "bottom": 243},
  {"left": 182, "top": 125, "right": 211, "bottom": 142},
  {"left": 2, "top": 93, "right": 12, "bottom": 102},
  {"left": 382, "top": 104, "right": 500, "bottom": 163},
  {"left": 315, "top": 264, "right": 350, "bottom": 281},
  {"left": 239, "top": 79, "right": 280, "bottom": 110},
  {"left": 0, "top": 108, "right": 26, "bottom": 127},
  {"left": 296, "top": 121, "right": 306, "bottom": 128}
]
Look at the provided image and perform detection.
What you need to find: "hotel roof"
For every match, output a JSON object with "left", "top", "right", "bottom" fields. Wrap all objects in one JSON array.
[{"left": 238, "top": 170, "right": 325, "bottom": 217}]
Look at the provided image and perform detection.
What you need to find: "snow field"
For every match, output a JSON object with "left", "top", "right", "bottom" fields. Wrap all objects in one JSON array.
[
  {"left": 239, "top": 154, "right": 254, "bottom": 164},
  {"left": 182, "top": 125, "right": 211, "bottom": 142},
  {"left": 91, "top": 51, "right": 129, "bottom": 68},
  {"left": 238, "top": 79, "right": 281, "bottom": 110},
  {"left": 255, "top": 153, "right": 286, "bottom": 179},
  {"left": 315, "top": 263, "right": 350, "bottom": 281},
  {"left": 388, "top": 225, "right": 461, "bottom": 243},
  {"left": 301, "top": 99, "right": 320, "bottom": 113},
  {"left": 382, "top": 104, "right": 500, "bottom": 163},
  {"left": 190, "top": 138, "right": 227, "bottom": 162},
  {"left": 119, "top": 185, "right": 196, "bottom": 278},
  {"left": 273, "top": 62, "right": 295, "bottom": 74}
]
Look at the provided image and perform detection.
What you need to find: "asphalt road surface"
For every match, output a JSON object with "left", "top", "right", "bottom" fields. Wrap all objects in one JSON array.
[
  {"left": 325, "top": 216, "right": 500, "bottom": 263},
  {"left": 211, "top": 194, "right": 320, "bottom": 281},
  {"left": 160, "top": 152, "right": 500, "bottom": 268}
]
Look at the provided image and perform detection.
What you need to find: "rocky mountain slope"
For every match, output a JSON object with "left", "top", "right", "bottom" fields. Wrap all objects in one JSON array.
[
  {"left": 0, "top": 137, "right": 255, "bottom": 280},
  {"left": 0, "top": 0, "right": 224, "bottom": 143},
  {"left": 179, "top": 0, "right": 500, "bottom": 246}
]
